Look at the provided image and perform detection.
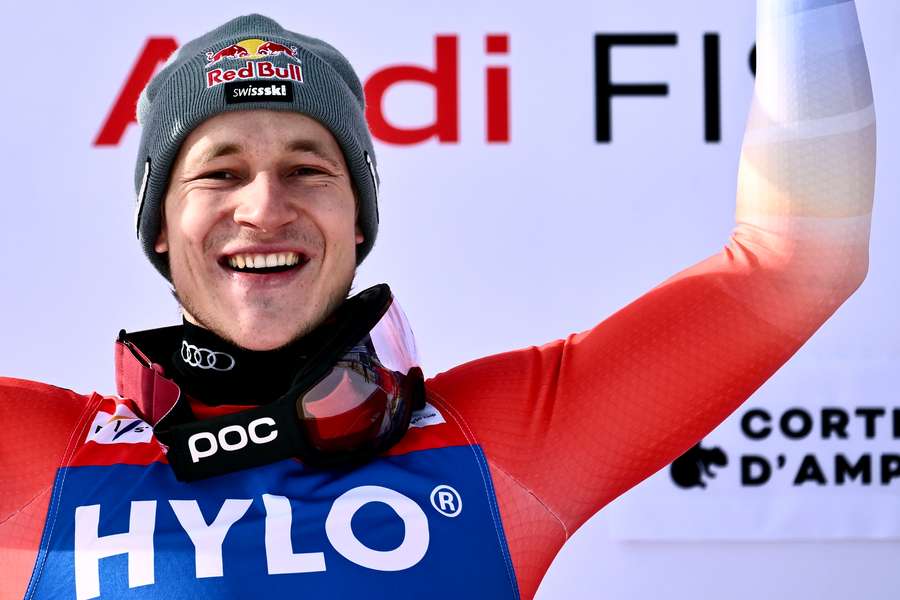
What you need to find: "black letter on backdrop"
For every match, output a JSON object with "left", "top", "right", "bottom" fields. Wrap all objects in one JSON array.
[
  {"left": 741, "top": 408, "right": 772, "bottom": 440},
  {"left": 855, "top": 407, "right": 886, "bottom": 439},
  {"left": 835, "top": 453, "right": 872, "bottom": 485},
  {"left": 822, "top": 408, "right": 850, "bottom": 439},
  {"left": 794, "top": 454, "right": 828, "bottom": 485},
  {"left": 594, "top": 33, "right": 677, "bottom": 143},
  {"left": 741, "top": 455, "right": 771, "bottom": 486},
  {"left": 882, "top": 455, "right": 900, "bottom": 485},
  {"left": 703, "top": 33, "right": 721, "bottom": 143}
]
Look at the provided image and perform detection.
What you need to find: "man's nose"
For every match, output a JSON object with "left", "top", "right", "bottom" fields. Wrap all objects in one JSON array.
[{"left": 232, "top": 172, "right": 300, "bottom": 232}]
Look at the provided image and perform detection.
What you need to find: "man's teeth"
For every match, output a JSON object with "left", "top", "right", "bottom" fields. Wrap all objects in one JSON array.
[{"left": 227, "top": 252, "right": 302, "bottom": 270}]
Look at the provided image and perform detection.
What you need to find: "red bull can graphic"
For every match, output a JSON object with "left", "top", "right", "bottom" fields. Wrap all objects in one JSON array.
[{"left": 205, "top": 38, "right": 303, "bottom": 89}]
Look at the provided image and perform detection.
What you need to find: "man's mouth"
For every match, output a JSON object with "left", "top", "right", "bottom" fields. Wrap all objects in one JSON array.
[{"left": 222, "top": 251, "right": 308, "bottom": 275}]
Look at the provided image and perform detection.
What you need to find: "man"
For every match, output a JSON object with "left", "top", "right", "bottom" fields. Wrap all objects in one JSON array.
[{"left": 0, "top": 1, "right": 876, "bottom": 598}]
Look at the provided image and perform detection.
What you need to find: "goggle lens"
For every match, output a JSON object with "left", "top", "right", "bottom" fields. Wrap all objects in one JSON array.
[{"left": 298, "top": 361, "right": 401, "bottom": 453}]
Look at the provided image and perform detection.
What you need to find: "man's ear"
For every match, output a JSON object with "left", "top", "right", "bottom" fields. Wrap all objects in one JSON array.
[
  {"left": 155, "top": 212, "right": 169, "bottom": 253},
  {"left": 355, "top": 223, "right": 364, "bottom": 245}
]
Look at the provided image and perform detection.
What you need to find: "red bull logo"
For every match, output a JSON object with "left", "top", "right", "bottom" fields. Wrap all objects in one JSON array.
[
  {"left": 257, "top": 41, "right": 297, "bottom": 57},
  {"left": 206, "top": 43, "right": 250, "bottom": 63},
  {"left": 206, "top": 38, "right": 299, "bottom": 65},
  {"left": 205, "top": 38, "right": 303, "bottom": 88}
]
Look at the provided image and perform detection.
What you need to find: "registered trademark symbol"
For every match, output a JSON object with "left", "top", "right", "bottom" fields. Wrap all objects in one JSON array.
[{"left": 430, "top": 484, "right": 462, "bottom": 518}]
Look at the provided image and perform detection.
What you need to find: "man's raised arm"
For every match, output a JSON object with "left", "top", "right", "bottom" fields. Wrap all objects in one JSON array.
[
  {"left": 732, "top": 0, "right": 874, "bottom": 324},
  {"left": 427, "top": 1, "right": 875, "bottom": 595}
]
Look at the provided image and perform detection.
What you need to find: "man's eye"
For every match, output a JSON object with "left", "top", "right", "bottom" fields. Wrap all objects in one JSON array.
[
  {"left": 292, "top": 166, "right": 327, "bottom": 176},
  {"left": 202, "top": 171, "right": 236, "bottom": 180}
]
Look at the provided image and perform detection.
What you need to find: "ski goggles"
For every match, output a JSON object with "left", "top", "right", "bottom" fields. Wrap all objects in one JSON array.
[{"left": 155, "top": 284, "right": 425, "bottom": 481}]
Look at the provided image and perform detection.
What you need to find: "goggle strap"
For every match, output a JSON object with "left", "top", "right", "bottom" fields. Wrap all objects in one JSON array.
[{"left": 158, "top": 399, "right": 308, "bottom": 482}]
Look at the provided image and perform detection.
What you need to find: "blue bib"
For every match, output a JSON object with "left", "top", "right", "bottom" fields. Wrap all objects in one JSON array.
[{"left": 25, "top": 400, "right": 519, "bottom": 600}]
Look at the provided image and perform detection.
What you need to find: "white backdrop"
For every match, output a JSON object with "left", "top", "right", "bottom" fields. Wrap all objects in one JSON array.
[{"left": 1, "top": 0, "right": 898, "bottom": 598}]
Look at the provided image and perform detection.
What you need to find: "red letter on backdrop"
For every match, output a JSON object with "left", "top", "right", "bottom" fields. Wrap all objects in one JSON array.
[
  {"left": 364, "top": 35, "right": 459, "bottom": 145},
  {"left": 485, "top": 34, "right": 510, "bottom": 143},
  {"left": 94, "top": 37, "right": 179, "bottom": 146}
]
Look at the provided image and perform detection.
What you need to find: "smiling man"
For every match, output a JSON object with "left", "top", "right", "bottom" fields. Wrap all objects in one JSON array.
[
  {"left": 0, "top": 2, "right": 877, "bottom": 599},
  {"left": 157, "top": 111, "right": 363, "bottom": 350}
]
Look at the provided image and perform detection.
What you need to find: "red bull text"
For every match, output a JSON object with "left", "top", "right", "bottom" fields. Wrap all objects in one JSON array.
[{"left": 206, "top": 61, "right": 304, "bottom": 88}]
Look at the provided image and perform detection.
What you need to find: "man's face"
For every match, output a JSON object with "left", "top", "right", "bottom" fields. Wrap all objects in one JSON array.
[{"left": 156, "top": 110, "right": 362, "bottom": 350}]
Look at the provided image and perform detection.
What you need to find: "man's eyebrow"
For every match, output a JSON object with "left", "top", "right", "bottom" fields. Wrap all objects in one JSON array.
[
  {"left": 190, "top": 139, "right": 343, "bottom": 170},
  {"left": 285, "top": 139, "right": 343, "bottom": 170},
  {"left": 194, "top": 142, "right": 242, "bottom": 166}
]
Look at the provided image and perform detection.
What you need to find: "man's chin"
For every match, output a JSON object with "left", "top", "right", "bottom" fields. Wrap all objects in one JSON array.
[{"left": 177, "top": 274, "right": 355, "bottom": 351}]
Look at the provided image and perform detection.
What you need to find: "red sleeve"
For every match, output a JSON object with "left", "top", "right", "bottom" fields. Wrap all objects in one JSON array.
[
  {"left": 0, "top": 377, "right": 95, "bottom": 600},
  {"left": 428, "top": 241, "right": 867, "bottom": 597}
]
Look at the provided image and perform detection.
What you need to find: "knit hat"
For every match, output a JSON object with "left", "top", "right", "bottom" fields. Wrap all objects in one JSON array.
[{"left": 134, "top": 14, "right": 380, "bottom": 280}]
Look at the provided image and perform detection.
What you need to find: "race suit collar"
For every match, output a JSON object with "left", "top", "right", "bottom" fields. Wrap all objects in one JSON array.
[
  {"left": 172, "top": 319, "right": 311, "bottom": 406},
  {"left": 114, "top": 323, "right": 313, "bottom": 425},
  {"left": 116, "top": 322, "right": 320, "bottom": 417}
]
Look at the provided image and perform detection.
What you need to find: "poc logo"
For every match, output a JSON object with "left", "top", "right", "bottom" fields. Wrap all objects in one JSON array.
[{"left": 187, "top": 417, "right": 278, "bottom": 463}]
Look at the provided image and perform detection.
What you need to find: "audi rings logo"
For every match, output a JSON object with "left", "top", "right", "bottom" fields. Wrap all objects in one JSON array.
[{"left": 181, "top": 341, "right": 236, "bottom": 371}]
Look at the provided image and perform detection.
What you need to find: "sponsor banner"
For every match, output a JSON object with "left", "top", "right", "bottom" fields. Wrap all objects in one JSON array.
[{"left": 608, "top": 360, "right": 900, "bottom": 540}]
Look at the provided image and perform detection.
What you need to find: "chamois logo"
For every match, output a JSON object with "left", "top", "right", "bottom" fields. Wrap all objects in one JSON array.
[{"left": 670, "top": 440, "right": 728, "bottom": 489}]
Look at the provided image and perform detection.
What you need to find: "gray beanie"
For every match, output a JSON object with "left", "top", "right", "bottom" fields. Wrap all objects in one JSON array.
[{"left": 135, "top": 14, "right": 380, "bottom": 280}]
